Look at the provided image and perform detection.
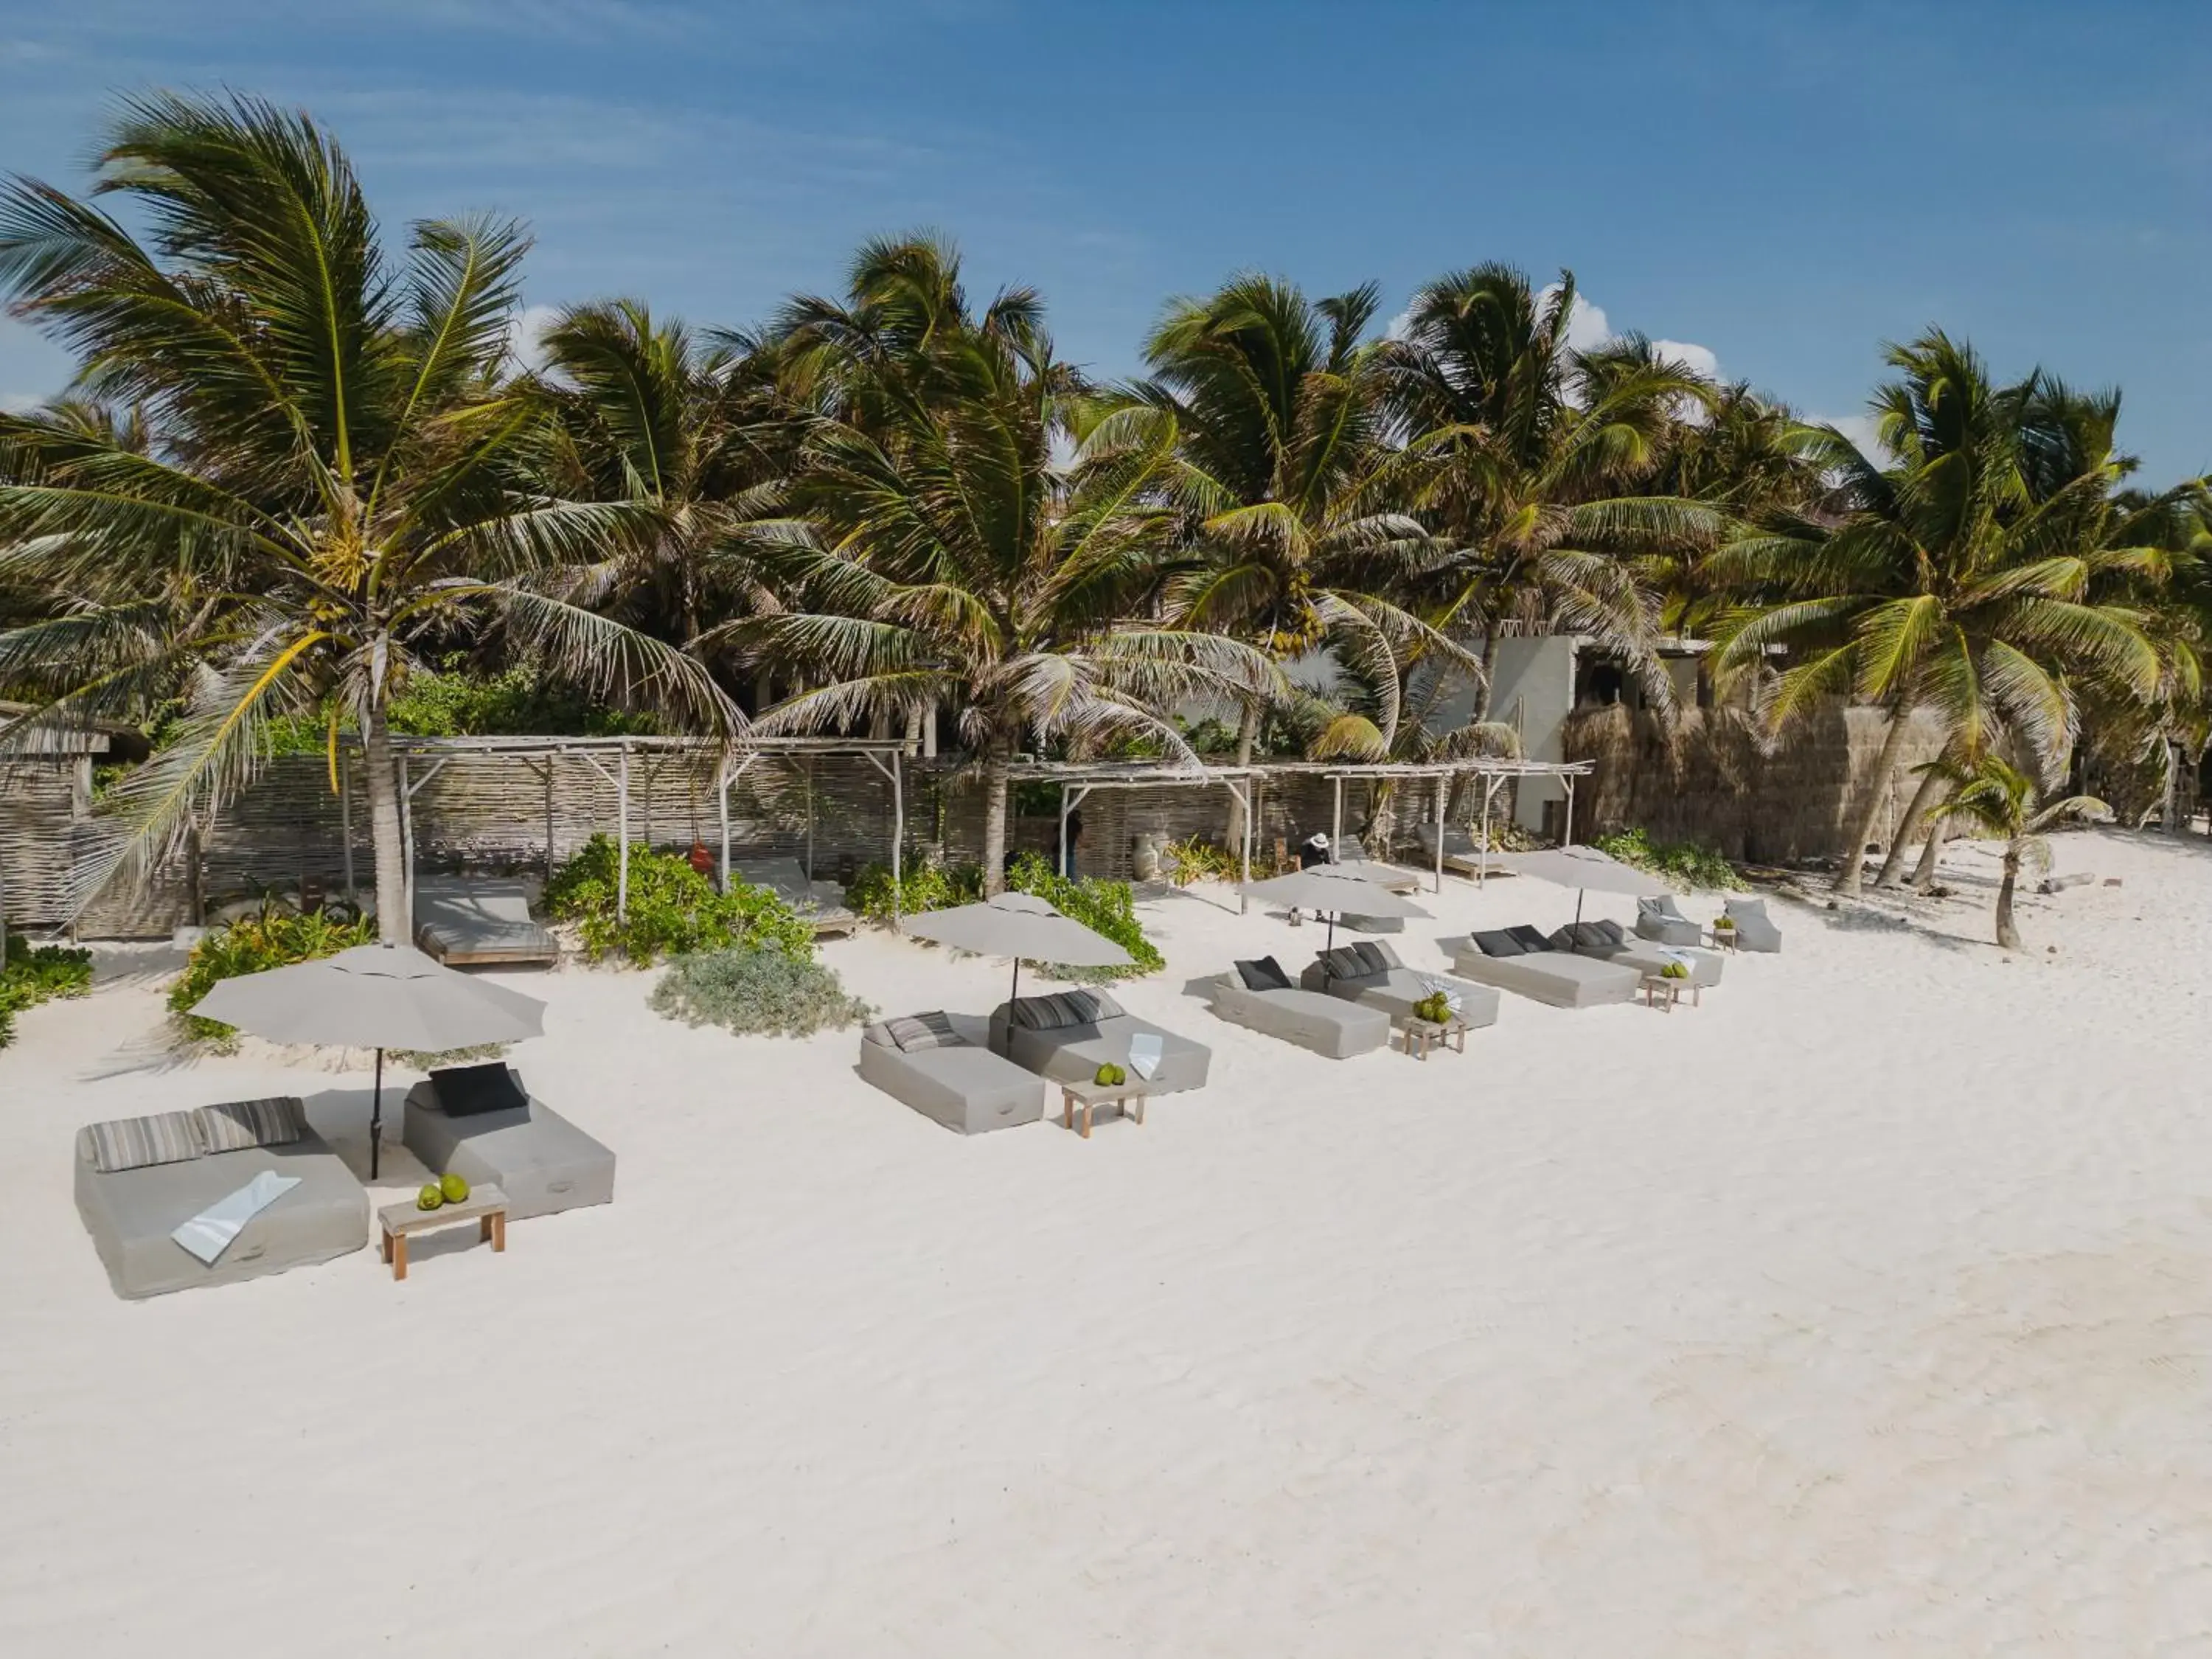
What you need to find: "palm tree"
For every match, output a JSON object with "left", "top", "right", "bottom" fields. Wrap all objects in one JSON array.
[
  {"left": 1713, "top": 331, "right": 2163, "bottom": 896},
  {"left": 1377, "top": 266, "right": 1722, "bottom": 723},
  {"left": 0, "top": 92, "right": 740, "bottom": 939},
  {"left": 524, "top": 300, "right": 799, "bottom": 672},
  {"left": 1121, "top": 274, "right": 1466, "bottom": 842},
  {"left": 730, "top": 238, "right": 1278, "bottom": 892},
  {"left": 1921, "top": 754, "right": 2105, "bottom": 947}
]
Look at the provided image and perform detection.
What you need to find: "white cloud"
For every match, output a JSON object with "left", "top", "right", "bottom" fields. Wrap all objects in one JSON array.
[
  {"left": 506, "top": 303, "right": 563, "bottom": 373},
  {"left": 1385, "top": 309, "right": 1411, "bottom": 341},
  {"left": 1815, "top": 411, "right": 1891, "bottom": 462},
  {"left": 1536, "top": 283, "right": 1717, "bottom": 385},
  {"left": 0, "top": 392, "right": 41, "bottom": 413},
  {"left": 1651, "top": 338, "right": 1719, "bottom": 381}
]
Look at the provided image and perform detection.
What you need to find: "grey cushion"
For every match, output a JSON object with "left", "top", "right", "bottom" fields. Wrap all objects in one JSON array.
[
  {"left": 1318, "top": 945, "right": 1370, "bottom": 980},
  {"left": 1234, "top": 956, "right": 1292, "bottom": 992},
  {"left": 1592, "top": 918, "right": 1627, "bottom": 946},
  {"left": 75, "top": 1126, "right": 368, "bottom": 1298},
  {"left": 886, "top": 1011, "right": 962, "bottom": 1051},
  {"left": 84, "top": 1111, "right": 204, "bottom": 1175},
  {"left": 1471, "top": 929, "right": 1524, "bottom": 959},
  {"left": 403, "top": 1082, "right": 616, "bottom": 1220},
  {"left": 990, "top": 1006, "right": 1212, "bottom": 1095},
  {"left": 1007, "top": 989, "right": 1126, "bottom": 1030},
  {"left": 1299, "top": 959, "right": 1503, "bottom": 1029},
  {"left": 193, "top": 1098, "right": 307, "bottom": 1155},
  {"left": 1506, "top": 925, "right": 1552, "bottom": 953},
  {"left": 431, "top": 1062, "right": 528, "bottom": 1118},
  {"left": 1348, "top": 942, "right": 1391, "bottom": 975}
]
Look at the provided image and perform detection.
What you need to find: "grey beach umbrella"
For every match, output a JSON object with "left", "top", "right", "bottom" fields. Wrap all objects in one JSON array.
[
  {"left": 1498, "top": 846, "right": 1669, "bottom": 924},
  {"left": 192, "top": 942, "right": 545, "bottom": 1178},
  {"left": 1240, "top": 864, "right": 1432, "bottom": 953},
  {"left": 902, "top": 892, "right": 1134, "bottom": 1042}
]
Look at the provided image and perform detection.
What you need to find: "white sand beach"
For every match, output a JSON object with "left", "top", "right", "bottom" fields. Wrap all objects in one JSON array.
[{"left": 2, "top": 827, "right": 2208, "bottom": 1658}]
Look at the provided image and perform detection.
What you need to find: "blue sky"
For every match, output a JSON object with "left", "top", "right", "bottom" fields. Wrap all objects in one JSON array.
[{"left": 2, "top": 0, "right": 2208, "bottom": 480}]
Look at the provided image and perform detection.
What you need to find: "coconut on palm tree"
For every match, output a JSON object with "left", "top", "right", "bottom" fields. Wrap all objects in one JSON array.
[
  {"left": 727, "top": 238, "right": 1279, "bottom": 893},
  {"left": 1713, "top": 332, "right": 2163, "bottom": 896},
  {"left": 0, "top": 92, "right": 741, "bottom": 938},
  {"left": 1920, "top": 754, "right": 2106, "bottom": 947}
]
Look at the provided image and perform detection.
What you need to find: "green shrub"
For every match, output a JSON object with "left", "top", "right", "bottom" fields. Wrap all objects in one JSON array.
[
  {"left": 1004, "top": 852, "right": 1164, "bottom": 981},
  {"left": 167, "top": 906, "right": 376, "bottom": 1043},
  {"left": 650, "top": 945, "right": 875, "bottom": 1037},
  {"left": 1161, "top": 836, "right": 1241, "bottom": 886},
  {"left": 1590, "top": 827, "right": 1745, "bottom": 891},
  {"left": 846, "top": 858, "right": 985, "bottom": 925},
  {"left": 262, "top": 665, "right": 658, "bottom": 754},
  {"left": 546, "top": 834, "right": 813, "bottom": 966}
]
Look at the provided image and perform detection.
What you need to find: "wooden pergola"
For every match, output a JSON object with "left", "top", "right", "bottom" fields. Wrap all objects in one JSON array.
[
  {"left": 380, "top": 734, "right": 909, "bottom": 922},
  {"left": 1315, "top": 757, "right": 1596, "bottom": 892},
  {"left": 1024, "top": 761, "right": 1262, "bottom": 914}
]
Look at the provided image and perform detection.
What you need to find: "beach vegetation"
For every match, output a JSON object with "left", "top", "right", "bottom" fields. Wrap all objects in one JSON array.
[
  {"left": 650, "top": 944, "right": 874, "bottom": 1037},
  {"left": 167, "top": 904, "right": 376, "bottom": 1043},
  {"left": 1921, "top": 754, "right": 2109, "bottom": 947},
  {"left": 546, "top": 834, "right": 813, "bottom": 965}
]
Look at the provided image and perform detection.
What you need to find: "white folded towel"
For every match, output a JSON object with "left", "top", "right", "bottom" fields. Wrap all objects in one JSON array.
[
  {"left": 1127, "top": 1032, "right": 1164, "bottom": 1081},
  {"left": 172, "top": 1170, "right": 302, "bottom": 1266}
]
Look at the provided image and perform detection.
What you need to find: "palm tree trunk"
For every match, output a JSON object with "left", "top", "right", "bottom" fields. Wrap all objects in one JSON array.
[
  {"left": 1834, "top": 701, "right": 1912, "bottom": 897},
  {"left": 980, "top": 749, "right": 1012, "bottom": 897},
  {"left": 1994, "top": 844, "right": 2021, "bottom": 948},
  {"left": 1910, "top": 821, "right": 1943, "bottom": 891},
  {"left": 363, "top": 700, "right": 408, "bottom": 945},
  {"left": 1874, "top": 760, "right": 1947, "bottom": 888},
  {"left": 1472, "top": 630, "right": 1500, "bottom": 723},
  {"left": 1225, "top": 698, "right": 1260, "bottom": 846}
]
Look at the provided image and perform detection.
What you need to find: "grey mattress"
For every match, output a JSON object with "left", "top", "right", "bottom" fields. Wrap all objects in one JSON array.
[
  {"left": 859, "top": 1013, "right": 1044, "bottom": 1133},
  {"left": 402, "top": 1082, "right": 616, "bottom": 1220},
  {"left": 75, "top": 1127, "right": 369, "bottom": 1300},
  {"left": 988, "top": 1006, "right": 1212, "bottom": 1095},
  {"left": 736, "top": 859, "right": 858, "bottom": 930},
  {"left": 1207, "top": 975, "right": 1391, "bottom": 1058},
  {"left": 414, "top": 878, "right": 558, "bottom": 963},
  {"left": 1443, "top": 943, "right": 1640, "bottom": 1009},
  {"left": 1593, "top": 940, "right": 1725, "bottom": 987},
  {"left": 1298, "top": 961, "right": 1503, "bottom": 1029}
]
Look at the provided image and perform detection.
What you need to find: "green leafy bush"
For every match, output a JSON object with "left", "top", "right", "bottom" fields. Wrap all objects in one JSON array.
[
  {"left": 1590, "top": 827, "right": 1745, "bottom": 891},
  {"left": 650, "top": 945, "right": 874, "bottom": 1037},
  {"left": 1161, "top": 836, "right": 1241, "bottom": 886},
  {"left": 0, "top": 935, "right": 94, "bottom": 1048},
  {"left": 846, "top": 859, "right": 985, "bottom": 925},
  {"left": 167, "top": 907, "right": 376, "bottom": 1043},
  {"left": 546, "top": 834, "right": 813, "bottom": 965},
  {"left": 262, "top": 665, "right": 658, "bottom": 754}
]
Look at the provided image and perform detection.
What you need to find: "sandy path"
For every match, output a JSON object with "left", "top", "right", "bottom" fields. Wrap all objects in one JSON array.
[{"left": 1, "top": 828, "right": 2206, "bottom": 1656}]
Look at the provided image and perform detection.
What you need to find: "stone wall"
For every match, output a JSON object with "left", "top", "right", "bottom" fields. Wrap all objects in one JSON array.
[{"left": 1562, "top": 703, "right": 1951, "bottom": 863}]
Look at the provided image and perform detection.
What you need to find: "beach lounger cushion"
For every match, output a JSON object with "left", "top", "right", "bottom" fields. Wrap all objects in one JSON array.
[
  {"left": 85, "top": 1110, "right": 205, "bottom": 1174},
  {"left": 1593, "top": 918, "right": 1627, "bottom": 945},
  {"left": 1318, "top": 945, "right": 1369, "bottom": 979},
  {"left": 1349, "top": 942, "right": 1392, "bottom": 974},
  {"left": 1724, "top": 897, "right": 1783, "bottom": 952},
  {"left": 402, "top": 1082, "right": 616, "bottom": 1220},
  {"left": 192, "top": 1097, "right": 307, "bottom": 1155},
  {"left": 1207, "top": 973, "right": 1391, "bottom": 1059},
  {"left": 76, "top": 1124, "right": 369, "bottom": 1298},
  {"left": 1506, "top": 925, "right": 1552, "bottom": 953},
  {"left": 1234, "top": 956, "right": 1293, "bottom": 991},
  {"left": 1470, "top": 929, "right": 1526, "bottom": 958},
  {"left": 1297, "top": 957, "right": 1503, "bottom": 1030},
  {"left": 1443, "top": 937, "right": 1641, "bottom": 1009},
  {"left": 990, "top": 1006, "right": 1213, "bottom": 1095},
  {"left": 1008, "top": 989, "right": 1126, "bottom": 1030},
  {"left": 860, "top": 1015, "right": 1045, "bottom": 1133},
  {"left": 885, "top": 1010, "right": 962, "bottom": 1051},
  {"left": 431, "top": 1061, "right": 529, "bottom": 1118},
  {"left": 1635, "top": 896, "right": 1704, "bottom": 947}
]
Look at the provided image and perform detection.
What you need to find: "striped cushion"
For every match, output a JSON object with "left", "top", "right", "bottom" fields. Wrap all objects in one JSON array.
[
  {"left": 886, "top": 1011, "right": 963, "bottom": 1052},
  {"left": 194, "top": 1097, "right": 307, "bottom": 1154},
  {"left": 1319, "top": 945, "right": 1371, "bottom": 981},
  {"left": 85, "top": 1110, "right": 204, "bottom": 1174},
  {"left": 1008, "top": 990, "right": 1124, "bottom": 1030},
  {"left": 1349, "top": 942, "right": 1391, "bottom": 975}
]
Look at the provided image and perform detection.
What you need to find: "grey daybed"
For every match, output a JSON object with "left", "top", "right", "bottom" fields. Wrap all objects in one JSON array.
[
  {"left": 1413, "top": 823, "right": 1515, "bottom": 880},
  {"left": 1296, "top": 940, "right": 1503, "bottom": 1029},
  {"left": 75, "top": 1100, "right": 369, "bottom": 1299},
  {"left": 414, "top": 876, "right": 560, "bottom": 967},
  {"left": 1724, "top": 896, "right": 1783, "bottom": 953},
  {"left": 1635, "top": 895, "right": 1703, "bottom": 947},
  {"left": 1556, "top": 918, "right": 1725, "bottom": 987},
  {"left": 1444, "top": 928, "right": 1641, "bottom": 1009},
  {"left": 988, "top": 990, "right": 1212, "bottom": 1095},
  {"left": 403, "top": 1065, "right": 616, "bottom": 1220},
  {"left": 734, "top": 857, "right": 859, "bottom": 937},
  {"left": 859, "top": 1011, "right": 1046, "bottom": 1134},
  {"left": 1206, "top": 959, "right": 1391, "bottom": 1058}
]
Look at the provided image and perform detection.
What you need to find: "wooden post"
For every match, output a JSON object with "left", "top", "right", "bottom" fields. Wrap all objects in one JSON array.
[
  {"left": 616, "top": 742, "right": 630, "bottom": 923},
  {"left": 890, "top": 749, "right": 904, "bottom": 922},
  {"left": 1433, "top": 772, "right": 1447, "bottom": 894},
  {"left": 717, "top": 756, "right": 731, "bottom": 894},
  {"left": 1563, "top": 773, "right": 1576, "bottom": 847},
  {"left": 1238, "top": 779, "right": 1252, "bottom": 902},
  {"left": 1058, "top": 784, "right": 1071, "bottom": 878},
  {"left": 804, "top": 757, "right": 816, "bottom": 882},
  {"left": 398, "top": 756, "right": 414, "bottom": 928},
  {"left": 1330, "top": 776, "right": 1343, "bottom": 861},
  {"left": 543, "top": 757, "right": 556, "bottom": 885}
]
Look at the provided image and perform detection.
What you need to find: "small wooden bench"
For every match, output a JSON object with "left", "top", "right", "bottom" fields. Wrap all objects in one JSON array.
[
  {"left": 1058, "top": 1077, "right": 1150, "bottom": 1139},
  {"left": 376, "top": 1184, "right": 508, "bottom": 1281}
]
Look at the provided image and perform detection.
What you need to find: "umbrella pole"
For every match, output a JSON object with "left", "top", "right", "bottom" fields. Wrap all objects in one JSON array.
[
  {"left": 1574, "top": 889, "right": 1585, "bottom": 925},
  {"left": 1325, "top": 913, "right": 1336, "bottom": 954},
  {"left": 370, "top": 1046, "right": 383, "bottom": 1180},
  {"left": 1004, "top": 959, "right": 1021, "bottom": 1054}
]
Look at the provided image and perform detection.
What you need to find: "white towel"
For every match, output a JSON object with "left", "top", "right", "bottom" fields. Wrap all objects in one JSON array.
[
  {"left": 1127, "top": 1032, "right": 1164, "bottom": 1081},
  {"left": 172, "top": 1170, "right": 301, "bottom": 1266}
]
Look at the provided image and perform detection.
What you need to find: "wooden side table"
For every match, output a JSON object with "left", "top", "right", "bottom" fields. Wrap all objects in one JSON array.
[
  {"left": 376, "top": 1184, "right": 509, "bottom": 1281},
  {"left": 1638, "top": 975, "right": 1699, "bottom": 1012},
  {"left": 1397, "top": 1014, "right": 1469, "bottom": 1059},
  {"left": 1708, "top": 928, "right": 1739, "bottom": 952},
  {"left": 1059, "top": 1078, "right": 1150, "bottom": 1138}
]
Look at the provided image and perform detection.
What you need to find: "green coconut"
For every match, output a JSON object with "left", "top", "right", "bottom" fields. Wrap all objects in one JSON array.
[
  {"left": 439, "top": 1172, "right": 471, "bottom": 1204},
  {"left": 415, "top": 1183, "right": 445, "bottom": 1211},
  {"left": 1095, "top": 1062, "right": 1124, "bottom": 1086}
]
